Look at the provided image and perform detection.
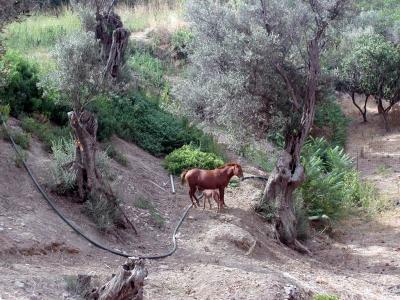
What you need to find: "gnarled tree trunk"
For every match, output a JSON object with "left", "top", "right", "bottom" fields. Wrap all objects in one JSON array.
[{"left": 88, "top": 258, "right": 148, "bottom": 300}]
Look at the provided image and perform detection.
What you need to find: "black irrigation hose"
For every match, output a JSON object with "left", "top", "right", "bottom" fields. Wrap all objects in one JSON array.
[
  {"left": 241, "top": 175, "right": 269, "bottom": 181},
  {"left": 1, "top": 117, "right": 192, "bottom": 260}
]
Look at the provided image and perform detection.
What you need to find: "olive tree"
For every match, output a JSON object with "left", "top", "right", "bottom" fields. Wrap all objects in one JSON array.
[
  {"left": 339, "top": 34, "right": 400, "bottom": 130},
  {"left": 42, "top": 30, "right": 118, "bottom": 205},
  {"left": 175, "top": 0, "right": 350, "bottom": 252}
]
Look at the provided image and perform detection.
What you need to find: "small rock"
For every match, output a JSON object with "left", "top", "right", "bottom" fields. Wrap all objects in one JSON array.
[
  {"left": 204, "top": 246, "right": 210, "bottom": 252},
  {"left": 14, "top": 281, "right": 25, "bottom": 289}
]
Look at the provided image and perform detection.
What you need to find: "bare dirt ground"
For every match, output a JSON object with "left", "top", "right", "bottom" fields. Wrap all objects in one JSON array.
[{"left": 1, "top": 98, "right": 400, "bottom": 300}]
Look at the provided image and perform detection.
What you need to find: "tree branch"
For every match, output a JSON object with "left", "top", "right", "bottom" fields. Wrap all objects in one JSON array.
[{"left": 275, "top": 63, "right": 301, "bottom": 111}]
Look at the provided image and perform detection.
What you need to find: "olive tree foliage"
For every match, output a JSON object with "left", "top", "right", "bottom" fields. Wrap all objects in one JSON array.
[
  {"left": 42, "top": 31, "right": 103, "bottom": 111},
  {"left": 175, "top": 0, "right": 350, "bottom": 252},
  {"left": 338, "top": 34, "right": 400, "bottom": 129}
]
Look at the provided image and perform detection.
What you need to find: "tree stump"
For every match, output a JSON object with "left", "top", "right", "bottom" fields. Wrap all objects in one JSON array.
[{"left": 89, "top": 258, "right": 148, "bottom": 300}]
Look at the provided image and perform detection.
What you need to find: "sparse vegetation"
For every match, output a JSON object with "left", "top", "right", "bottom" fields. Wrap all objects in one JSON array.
[
  {"left": 134, "top": 196, "right": 165, "bottom": 228},
  {"left": 1, "top": 127, "right": 31, "bottom": 149}
]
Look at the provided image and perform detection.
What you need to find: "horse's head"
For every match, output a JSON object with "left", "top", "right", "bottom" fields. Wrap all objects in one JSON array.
[{"left": 232, "top": 163, "right": 244, "bottom": 179}]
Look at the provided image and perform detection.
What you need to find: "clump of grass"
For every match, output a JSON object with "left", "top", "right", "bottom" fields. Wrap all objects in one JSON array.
[
  {"left": 13, "top": 145, "right": 27, "bottom": 168},
  {"left": 105, "top": 144, "right": 129, "bottom": 167},
  {"left": 83, "top": 193, "right": 121, "bottom": 232},
  {"left": 313, "top": 294, "right": 339, "bottom": 300}
]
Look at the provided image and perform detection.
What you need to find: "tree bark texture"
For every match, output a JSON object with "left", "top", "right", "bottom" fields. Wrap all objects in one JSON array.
[{"left": 88, "top": 259, "right": 148, "bottom": 300}]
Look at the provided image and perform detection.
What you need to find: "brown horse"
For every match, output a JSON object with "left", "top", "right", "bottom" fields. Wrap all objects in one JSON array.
[{"left": 180, "top": 163, "right": 244, "bottom": 209}]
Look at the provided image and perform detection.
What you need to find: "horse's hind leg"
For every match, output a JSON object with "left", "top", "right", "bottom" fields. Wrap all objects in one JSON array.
[
  {"left": 191, "top": 187, "right": 201, "bottom": 206},
  {"left": 189, "top": 188, "right": 197, "bottom": 207}
]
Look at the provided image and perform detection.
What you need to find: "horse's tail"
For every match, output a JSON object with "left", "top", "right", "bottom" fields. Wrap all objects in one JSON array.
[{"left": 180, "top": 170, "right": 188, "bottom": 185}]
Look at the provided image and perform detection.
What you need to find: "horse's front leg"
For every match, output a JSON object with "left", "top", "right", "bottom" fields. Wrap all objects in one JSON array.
[{"left": 219, "top": 187, "right": 225, "bottom": 209}]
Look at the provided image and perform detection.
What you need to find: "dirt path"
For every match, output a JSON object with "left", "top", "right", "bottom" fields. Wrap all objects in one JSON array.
[{"left": 1, "top": 104, "right": 400, "bottom": 299}]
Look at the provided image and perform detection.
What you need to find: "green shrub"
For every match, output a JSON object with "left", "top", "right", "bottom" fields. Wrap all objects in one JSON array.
[
  {"left": 0, "top": 51, "right": 42, "bottom": 117},
  {"left": 300, "top": 137, "right": 380, "bottom": 219},
  {"left": 93, "top": 93, "right": 222, "bottom": 157},
  {"left": 164, "top": 144, "right": 224, "bottom": 175},
  {"left": 171, "top": 28, "right": 193, "bottom": 60}
]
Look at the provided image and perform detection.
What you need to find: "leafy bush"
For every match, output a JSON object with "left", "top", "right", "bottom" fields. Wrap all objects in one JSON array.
[
  {"left": 93, "top": 93, "right": 221, "bottom": 157},
  {"left": 164, "top": 144, "right": 224, "bottom": 175},
  {"left": 50, "top": 137, "right": 77, "bottom": 194},
  {"left": 0, "top": 52, "right": 69, "bottom": 125},
  {"left": 314, "top": 95, "right": 349, "bottom": 148},
  {"left": 300, "top": 138, "right": 380, "bottom": 219},
  {"left": 171, "top": 28, "right": 193, "bottom": 60},
  {"left": 21, "top": 117, "right": 70, "bottom": 152},
  {"left": 0, "top": 51, "right": 42, "bottom": 117}
]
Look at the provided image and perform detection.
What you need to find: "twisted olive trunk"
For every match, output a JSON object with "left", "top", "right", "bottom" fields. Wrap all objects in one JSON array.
[
  {"left": 261, "top": 39, "right": 320, "bottom": 254},
  {"left": 70, "top": 111, "right": 120, "bottom": 216}
]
